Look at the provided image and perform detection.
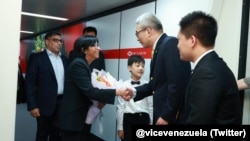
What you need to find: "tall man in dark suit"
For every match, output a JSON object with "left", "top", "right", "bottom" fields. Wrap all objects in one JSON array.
[
  {"left": 132, "top": 13, "right": 191, "bottom": 125},
  {"left": 177, "top": 11, "right": 242, "bottom": 124},
  {"left": 25, "top": 31, "right": 68, "bottom": 141}
]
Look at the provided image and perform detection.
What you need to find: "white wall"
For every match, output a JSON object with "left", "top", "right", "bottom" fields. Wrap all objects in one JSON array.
[
  {"left": 213, "top": 0, "right": 242, "bottom": 76},
  {"left": 0, "top": 0, "right": 22, "bottom": 141},
  {"left": 157, "top": 0, "right": 212, "bottom": 37}
]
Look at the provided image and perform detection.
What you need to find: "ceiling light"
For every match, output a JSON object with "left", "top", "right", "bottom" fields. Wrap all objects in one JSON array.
[
  {"left": 21, "top": 11, "right": 68, "bottom": 21},
  {"left": 20, "top": 30, "right": 34, "bottom": 34}
]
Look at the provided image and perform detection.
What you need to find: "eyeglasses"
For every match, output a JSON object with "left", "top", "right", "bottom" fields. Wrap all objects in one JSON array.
[
  {"left": 135, "top": 28, "right": 146, "bottom": 37},
  {"left": 48, "top": 38, "right": 64, "bottom": 44},
  {"left": 91, "top": 43, "right": 100, "bottom": 49}
]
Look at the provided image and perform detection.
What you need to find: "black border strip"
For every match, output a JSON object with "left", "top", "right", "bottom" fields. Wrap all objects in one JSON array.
[{"left": 238, "top": 0, "right": 249, "bottom": 118}]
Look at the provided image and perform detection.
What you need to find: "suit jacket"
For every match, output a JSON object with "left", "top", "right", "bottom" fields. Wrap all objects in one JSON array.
[
  {"left": 58, "top": 57, "right": 116, "bottom": 132},
  {"left": 134, "top": 34, "right": 191, "bottom": 123},
  {"left": 178, "top": 51, "right": 242, "bottom": 124},
  {"left": 25, "top": 50, "right": 68, "bottom": 116}
]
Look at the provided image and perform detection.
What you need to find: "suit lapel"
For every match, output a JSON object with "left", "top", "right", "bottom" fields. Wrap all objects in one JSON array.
[
  {"left": 41, "top": 50, "right": 57, "bottom": 80},
  {"left": 150, "top": 34, "right": 167, "bottom": 77},
  {"left": 192, "top": 51, "right": 217, "bottom": 74}
]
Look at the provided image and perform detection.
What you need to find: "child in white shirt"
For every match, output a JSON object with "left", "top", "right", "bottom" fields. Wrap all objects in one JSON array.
[{"left": 117, "top": 55, "right": 153, "bottom": 141}]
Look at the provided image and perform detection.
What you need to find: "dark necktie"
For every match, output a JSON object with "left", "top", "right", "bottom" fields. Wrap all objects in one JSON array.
[{"left": 131, "top": 81, "right": 140, "bottom": 85}]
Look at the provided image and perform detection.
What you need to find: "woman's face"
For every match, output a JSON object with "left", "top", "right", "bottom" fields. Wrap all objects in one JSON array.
[{"left": 86, "top": 42, "right": 100, "bottom": 60}]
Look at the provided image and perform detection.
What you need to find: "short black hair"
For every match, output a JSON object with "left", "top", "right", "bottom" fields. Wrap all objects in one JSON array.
[
  {"left": 69, "top": 36, "right": 98, "bottom": 63},
  {"left": 44, "top": 31, "right": 61, "bottom": 40},
  {"left": 179, "top": 11, "right": 217, "bottom": 47},
  {"left": 127, "top": 55, "right": 145, "bottom": 66},
  {"left": 83, "top": 26, "right": 97, "bottom": 36},
  {"left": 73, "top": 36, "right": 98, "bottom": 52}
]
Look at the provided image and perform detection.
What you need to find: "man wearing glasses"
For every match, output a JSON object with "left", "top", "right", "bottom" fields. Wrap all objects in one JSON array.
[
  {"left": 25, "top": 31, "right": 68, "bottom": 141},
  {"left": 132, "top": 13, "right": 191, "bottom": 125}
]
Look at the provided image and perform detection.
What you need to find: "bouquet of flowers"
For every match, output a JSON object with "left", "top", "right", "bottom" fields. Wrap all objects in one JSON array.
[{"left": 85, "top": 69, "right": 122, "bottom": 125}]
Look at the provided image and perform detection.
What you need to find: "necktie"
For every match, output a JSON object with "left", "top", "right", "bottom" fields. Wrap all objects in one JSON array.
[{"left": 131, "top": 81, "right": 140, "bottom": 85}]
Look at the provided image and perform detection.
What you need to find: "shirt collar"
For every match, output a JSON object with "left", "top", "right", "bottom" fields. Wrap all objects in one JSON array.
[
  {"left": 192, "top": 49, "right": 214, "bottom": 70},
  {"left": 153, "top": 33, "right": 164, "bottom": 50},
  {"left": 46, "top": 48, "right": 61, "bottom": 57}
]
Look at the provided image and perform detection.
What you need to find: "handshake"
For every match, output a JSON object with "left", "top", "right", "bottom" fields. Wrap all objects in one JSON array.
[
  {"left": 116, "top": 87, "right": 135, "bottom": 101},
  {"left": 91, "top": 69, "right": 136, "bottom": 101}
]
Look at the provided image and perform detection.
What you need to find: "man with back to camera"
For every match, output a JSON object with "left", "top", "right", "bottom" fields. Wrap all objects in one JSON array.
[
  {"left": 25, "top": 31, "right": 68, "bottom": 141},
  {"left": 131, "top": 13, "right": 191, "bottom": 125}
]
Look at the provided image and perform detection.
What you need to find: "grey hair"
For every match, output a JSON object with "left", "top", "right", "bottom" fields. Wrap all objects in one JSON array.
[{"left": 136, "top": 13, "right": 163, "bottom": 31}]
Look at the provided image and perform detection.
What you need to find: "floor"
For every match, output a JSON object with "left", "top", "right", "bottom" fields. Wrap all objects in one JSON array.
[
  {"left": 14, "top": 103, "right": 104, "bottom": 141},
  {"left": 15, "top": 103, "right": 36, "bottom": 141}
]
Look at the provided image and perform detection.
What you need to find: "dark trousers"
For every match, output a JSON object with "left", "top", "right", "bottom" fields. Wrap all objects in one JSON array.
[
  {"left": 61, "top": 130, "right": 85, "bottom": 141},
  {"left": 35, "top": 96, "right": 62, "bottom": 141},
  {"left": 36, "top": 115, "right": 61, "bottom": 141},
  {"left": 123, "top": 112, "right": 150, "bottom": 141},
  {"left": 61, "top": 123, "right": 104, "bottom": 141}
]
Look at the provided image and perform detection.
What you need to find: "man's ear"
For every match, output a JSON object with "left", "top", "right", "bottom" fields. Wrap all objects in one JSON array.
[
  {"left": 190, "top": 35, "right": 198, "bottom": 47},
  {"left": 128, "top": 65, "right": 132, "bottom": 72}
]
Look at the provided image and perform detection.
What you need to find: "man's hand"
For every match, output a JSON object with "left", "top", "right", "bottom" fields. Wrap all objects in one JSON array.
[
  {"left": 97, "top": 102, "right": 106, "bottom": 109},
  {"left": 117, "top": 130, "right": 124, "bottom": 140},
  {"left": 116, "top": 88, "right": 133, "bottom": 101},
  {"left": 156, "top": 117, "right": 169, "bottom": 125},
  {"left": 30, "top": 108, "right": 40, "bottom": 118}
]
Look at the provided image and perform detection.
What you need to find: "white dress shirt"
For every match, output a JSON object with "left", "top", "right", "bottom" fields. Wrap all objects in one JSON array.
[
  {"left": 117, "top": 79, "right": 153, "bottom": 130},
  {"left": 46, "top": 49, "right": 64, "bottom": 95}
]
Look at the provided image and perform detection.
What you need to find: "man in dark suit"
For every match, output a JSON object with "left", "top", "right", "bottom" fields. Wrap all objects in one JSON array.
[
  {"left": 177, "top": 11, "right": 242, "bottom": 124},
  {"left": 133, "top": 13, "right": 191, "bottom": 125},
  {"left": 25, "top": 31, "right": 68, "bottom": 141}
]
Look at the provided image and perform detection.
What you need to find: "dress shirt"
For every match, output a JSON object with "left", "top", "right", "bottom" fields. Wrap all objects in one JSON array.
[
  {"left": 192, "top": 49, "right": 214, "bottom": 70},
  {"left": 117, "top": 79, "right": 153, "bottom": 130},
  {"left": 152, "top": 33, "right": 164, "bottom": 50},
  {"left": 46, "top": 49, "right": 64, "bottom": 95},
  {"left": 151, "top": 33, "right": 164, "bottom": 59}
]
